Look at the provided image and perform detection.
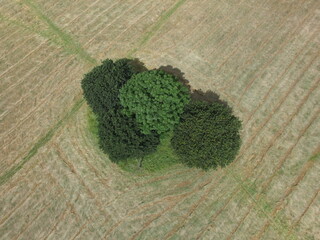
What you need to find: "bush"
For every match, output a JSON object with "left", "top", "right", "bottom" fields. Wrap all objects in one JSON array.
[
  {"left": 119, "top": 70, "right": 190, "bottom": 135},
  {"left": 171, "top": 101, "right": 241, "bottom": 170}
]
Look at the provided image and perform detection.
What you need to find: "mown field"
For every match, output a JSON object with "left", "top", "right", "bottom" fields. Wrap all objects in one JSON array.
[{"left": 0, "top": 0, "right": 319, "bottom": 239}]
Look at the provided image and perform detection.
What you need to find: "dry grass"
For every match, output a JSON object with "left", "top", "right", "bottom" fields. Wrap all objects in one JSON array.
[{"left": 0, "top": 0, "right": 319, "bottom": 239}]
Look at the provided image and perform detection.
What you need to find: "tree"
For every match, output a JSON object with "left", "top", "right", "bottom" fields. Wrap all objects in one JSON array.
[
  {"left": 171, "top": 101, "right": 241, "bottom": 170},
  {"left": 97, "top": 109, "right": 160, "bottom": 163},
  {"left": 119, "top": 70, "right": 190, "bottom": 135},
  {"left": 81, "top": 58, "right": 160, "bottom": 165},
  {"left": 81, "top": 58, "right": 135, "bottom": 116}
]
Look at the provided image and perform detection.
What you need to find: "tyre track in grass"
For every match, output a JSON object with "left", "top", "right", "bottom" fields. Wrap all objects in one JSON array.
[
  {"left": 201, "top": 0, "right": 270, "bottom": 64},
  {"left": 160, "top": 0, "right": 248, "bottom": 62},
  {"left": 105, "top": 173, "right": 213, "bottom": 239},
  {"left": 149, "top": 0, "right": 212, "bottom": 53},
  {"left": 232, "top": 48, "right": 319, "bottom": 168},
  {"left": 242, "top": 28, "right": 320, "bottom": 127},
  {"left": 195, "top": 74, "right": 319, "bottom": 240},
  {"left": 227, "top": 109, "right": 320, "bottom": 240},
  {"left": 11, "top": 191, "right": 64, "bottom": 240},
  {"left": 187, "top": 0, "right": 248, "bottom": 51},
  {"left": 0, "top": 0, "right": 108, "bottom": 93},
  {"left": 252, "top": 121, "right": 320, "bottom": 239},
  {"left": 42, "top": 205, "right": 71, "bottom": 240},
  {"left": 221, "top": 0, "right": 317, "bottom": 92},
  {"left": 162, "top": 171, "right": 226, "bottom": 239},
  {"left": 127, "top": 0, "right": 187, "bottom": 58},
  {"left": 0, "top": 0, "right": 175, "bottom": 158},
  {"left": 286, "top": 189, "right": 319, "bottom": 237},
  {"left": 51, "top": 143, "right": 110, "bottom": 222},
  {"left": 235, "top": 10, "right": 319, "bottom": 106},
  {"left": 0, "top": 0, "right": 188, "bottom": 186}
]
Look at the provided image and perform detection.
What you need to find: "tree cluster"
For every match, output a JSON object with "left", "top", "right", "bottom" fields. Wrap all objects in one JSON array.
[{"left": 82, "top": 58, "right": 241, "bottom": 170}]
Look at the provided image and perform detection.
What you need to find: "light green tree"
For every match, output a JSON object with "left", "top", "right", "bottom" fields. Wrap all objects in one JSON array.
[{"left": 119, "top": 70, "right": 190, "bottom": 135}]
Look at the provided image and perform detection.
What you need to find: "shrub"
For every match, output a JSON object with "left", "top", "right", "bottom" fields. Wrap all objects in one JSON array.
[
  {"left": 119, "top": 70, "right": 190, "bottom": 135},
  {"left": 171, "top": 101, "right": 241, "bottom": 170}
]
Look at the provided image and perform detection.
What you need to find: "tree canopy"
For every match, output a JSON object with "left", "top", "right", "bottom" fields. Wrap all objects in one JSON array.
[
  {"left": 81, "top": 58, "right": 135, "bottom": 115},
  {"left": 119, "top": 70, "right": 190, "bottom": 135},
  {"left": 97, "top": 109, "right": 160, "bottom": 162},
  {"left": 171, "top": 101, "right": 241, "bottom": 170},
  {"left": 81, "top": 59, "right": 160, "bottom": 163}
]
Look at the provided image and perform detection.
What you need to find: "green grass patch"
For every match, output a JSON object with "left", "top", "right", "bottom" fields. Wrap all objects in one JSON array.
[{"left": 87, "top": 110, "right": 180, "bottom": 175}]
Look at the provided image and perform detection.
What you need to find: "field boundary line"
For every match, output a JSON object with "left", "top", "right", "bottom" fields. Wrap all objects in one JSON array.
[
  {"left": 225, "top": 87, "right": 320, "bottom": 239},
  {"left": 0, "top": 0, "right": 187, "bottom": 186},
  {"left": 150, "top": 0, "right": 213, "bottom": 52},
  {"left": 0, "top": 97, "right": 84, "bottom": 186},
  {"left": 287, "top": 189, "right": 319, "bottom": 237},
  {"left": 21, "top": 0, "right": 97, "bottom": 64},
  {"left": 127, "top": 0, "right": 187, "bottom": 57}
]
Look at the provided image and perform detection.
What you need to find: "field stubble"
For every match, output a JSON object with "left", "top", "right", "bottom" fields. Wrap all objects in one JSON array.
[{"left": 0, "top": 0, "right": 319, "bottom": 239}]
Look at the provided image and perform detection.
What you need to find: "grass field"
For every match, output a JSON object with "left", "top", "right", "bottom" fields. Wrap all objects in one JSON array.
[{"left": 0, "top": 0, "right": 319, "bottom": 239}]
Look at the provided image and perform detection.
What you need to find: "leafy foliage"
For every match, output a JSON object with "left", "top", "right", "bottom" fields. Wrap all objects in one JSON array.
[
  {"left": 81, "top": 59, "right": 160, "bottom": 163},
  {"left": 119, "top": 70, "right": 190, "bottom": 135},
  {"left": 81, "top": 58, "right": 135, "bottom": 115},
  {"left": 97, "top": 109, "right": 160, "bottom": 162},
  {"left": 171, "top": 101, "right": 241, "bottom": 170}
]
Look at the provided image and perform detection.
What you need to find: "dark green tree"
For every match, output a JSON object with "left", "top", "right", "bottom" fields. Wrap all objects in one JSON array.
[
  {"left": 98, "top": 109, "right": 160, "bottom": 163},
  {"left": 81, "top": 59, "right": 160, "bottom": 166},
  {"left": 119, "top": 70, "right": 190, "bottom": 135},
  {"left": 81, "top": 58, "right": 135, "bottom": 115},
  {"left": 171, "top": 101, "right": 241, "bottom": 170}
]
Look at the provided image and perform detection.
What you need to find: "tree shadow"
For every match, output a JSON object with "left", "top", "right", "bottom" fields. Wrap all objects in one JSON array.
[
  {"left": 158, "top": 65, "right": 228, "bottom": 108},
  {"left": 191, "top": 89, "right": 229, "bottom": 107},
  {"left": 158, "top": 65, "right": 191, "bottom": 92},
  {"left": 129, "top": 58, "right": 148, "bottom": 73}
]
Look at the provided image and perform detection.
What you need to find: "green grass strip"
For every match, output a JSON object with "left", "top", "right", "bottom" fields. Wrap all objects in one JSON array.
[
  {"left": 127, "top": 0, "right": 187, "bottom": 57},
  {"left": 22, "top": 0, "right": 97, "bottom": 65},
  {"left": 0, "top": 99, "right": 84, "bottom": 186}
]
